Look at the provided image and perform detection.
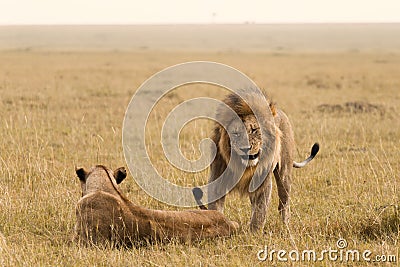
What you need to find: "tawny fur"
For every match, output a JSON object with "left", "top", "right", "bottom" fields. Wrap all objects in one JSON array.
[
  {"left": 208, "top": 89, "right": 316, "bottom": 232},
  {"left": 74, "top": 165, "right": 239, "bottom": 247}
]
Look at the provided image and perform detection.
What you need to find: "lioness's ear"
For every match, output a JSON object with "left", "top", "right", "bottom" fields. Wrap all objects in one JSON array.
[
  {"left": 114, "top": 167, "right": 127, "bottom": 184},
  {"left": 76, "top": 167, "right": 88, "bottom": 181},
  {"left": 269, "top": 102, "right": 277, "bottom": 116}
]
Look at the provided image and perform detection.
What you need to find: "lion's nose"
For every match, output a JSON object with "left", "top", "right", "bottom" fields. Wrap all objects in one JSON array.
[{"left": 240, "top": 147, "right": 251, "bottom": 154}]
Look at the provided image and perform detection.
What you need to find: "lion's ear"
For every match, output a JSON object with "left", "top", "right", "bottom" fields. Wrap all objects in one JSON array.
[
  {"left": 269, "top": 102, "right": 277, "bottom": 116},
  {"left": 114, "top": 167, "right": 127, "bottom": 184},
  {"left": 76, "top": 167, "right": 88, "bottom": 182}
]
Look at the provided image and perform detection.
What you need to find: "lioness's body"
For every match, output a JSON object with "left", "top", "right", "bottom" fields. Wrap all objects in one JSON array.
[
  {"left": 75, "top": 165, "right": 238, "bottom": 246},
  {"left": 208, "top": 90, "right": 318, "bottom": 231}
]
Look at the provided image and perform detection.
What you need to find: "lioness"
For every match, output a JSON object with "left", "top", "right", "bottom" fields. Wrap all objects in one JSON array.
[
  {"left": 74, "top": 165, "right": 239, "bottom": 247},
  {"left": 208, "top": 89, "right": 319, "bottom": 231}
]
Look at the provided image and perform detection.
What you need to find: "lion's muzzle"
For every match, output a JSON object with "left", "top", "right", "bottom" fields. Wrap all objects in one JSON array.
[
  {"left": 240, "top": 151, "right": 260, "bottom": 161},
  {"left": 239, "top": 150, "right": 260, "bottom": 167}
]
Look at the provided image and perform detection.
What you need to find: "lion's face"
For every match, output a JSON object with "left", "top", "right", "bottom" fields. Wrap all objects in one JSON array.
[{"left": 227, "top": 114, "right": 262, "bottom": 167}]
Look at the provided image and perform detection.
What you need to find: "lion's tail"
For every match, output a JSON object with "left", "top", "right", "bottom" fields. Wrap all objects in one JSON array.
[
  {"left": 293, "top": 143, "right": 320, "bottom": 168},
  {"left": 192, "top": 187, "right": 208, "bottom": 210}
]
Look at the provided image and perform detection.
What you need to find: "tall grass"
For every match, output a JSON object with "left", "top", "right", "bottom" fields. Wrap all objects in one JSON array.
[{"left": 0, "top": 50, "right": 399, "bottom": 265}]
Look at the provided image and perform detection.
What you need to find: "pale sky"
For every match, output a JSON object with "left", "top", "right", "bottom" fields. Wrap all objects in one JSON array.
[{"left": 1, "top": 0, "right": 399, "bottom": 25}]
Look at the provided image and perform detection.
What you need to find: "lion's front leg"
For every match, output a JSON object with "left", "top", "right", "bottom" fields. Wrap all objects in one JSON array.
[
  {"left": 208, "top": 195, "right": 226, "bottom": 212},
  {"left": 208, "top": 181, "right": 227, "bottom": 212},
  {"left": 249, "top": 175, "right": 272, "bottom": 232},
  {"left": 208, "top": 155, "right": 229, "bottom": 213}
]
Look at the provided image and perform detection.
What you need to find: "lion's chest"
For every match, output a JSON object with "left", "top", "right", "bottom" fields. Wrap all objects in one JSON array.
[{"left": 233, "top": 167, "right": 257, "bottom": 195}]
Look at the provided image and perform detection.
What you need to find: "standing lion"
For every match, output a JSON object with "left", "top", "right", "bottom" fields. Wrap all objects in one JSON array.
[{"left": 207, "top": 89, "right": 319, "bottom": 231}]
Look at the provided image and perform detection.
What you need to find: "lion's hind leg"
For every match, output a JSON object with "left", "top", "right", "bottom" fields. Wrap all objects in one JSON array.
[{"left": 273, "top": 164, "right": 292, "bottom": 225}]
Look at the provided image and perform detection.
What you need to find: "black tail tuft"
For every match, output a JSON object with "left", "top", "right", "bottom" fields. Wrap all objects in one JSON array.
[
  {"left": 192, "top": 187, "right": 203, "bottom": 200},
  {"left": 293, "top": 142, "right": 320, "bottom": 168},
  {"left": 311, "top": 143, "right": 320, "bottom": 158},
  {"left": 192, "top": 187, "right": 207, "bottom": 210}
]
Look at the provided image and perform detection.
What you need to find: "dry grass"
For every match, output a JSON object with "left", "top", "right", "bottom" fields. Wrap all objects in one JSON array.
[{"left": 0, "top": 37, "right": 399, "bottom": 265}]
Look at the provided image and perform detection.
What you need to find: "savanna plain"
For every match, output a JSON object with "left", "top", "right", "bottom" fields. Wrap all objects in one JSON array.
[{"left": 0, "top": 25, "right": 399, "bottom": 266}]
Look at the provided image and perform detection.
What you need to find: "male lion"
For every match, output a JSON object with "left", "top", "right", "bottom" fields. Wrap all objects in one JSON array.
[
  {"left": 208, "top": 89, "right": 319, "bottom": 231},
  {"left": 74, "top": 165, "right": 239, "bottom": 247}
]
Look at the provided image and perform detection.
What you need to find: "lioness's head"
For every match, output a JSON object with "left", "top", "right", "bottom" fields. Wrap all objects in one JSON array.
[
  {"left": 76, "top": 165, "right": 127, "bottom": 197},
  {"left": 226, "top": 114, "right": 262, "bottom": 167}
]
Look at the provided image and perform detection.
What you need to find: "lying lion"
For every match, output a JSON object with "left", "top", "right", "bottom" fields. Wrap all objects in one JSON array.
[{"left": 74, "top": 165, "right": 239, "bottom": 247}]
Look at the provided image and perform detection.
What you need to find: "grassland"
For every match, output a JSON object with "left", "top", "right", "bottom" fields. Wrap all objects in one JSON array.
[{"left": 0, "top": 25, "right": 399, "bottom": 266}]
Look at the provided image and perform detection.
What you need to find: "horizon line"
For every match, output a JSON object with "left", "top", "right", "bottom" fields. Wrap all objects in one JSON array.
[{"left": 1, "top": 22, "right": 400, "bottom": 27}]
